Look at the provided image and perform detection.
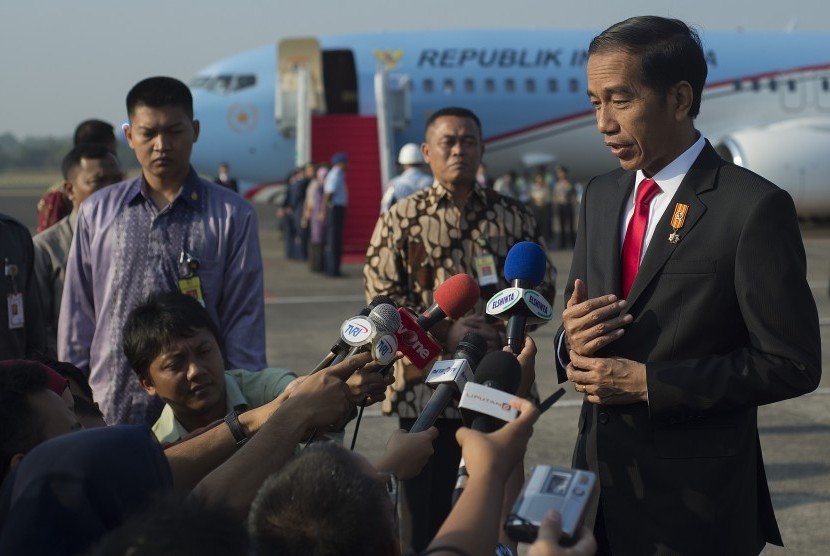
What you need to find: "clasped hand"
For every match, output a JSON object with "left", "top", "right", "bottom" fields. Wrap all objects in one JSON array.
[{"left": 563, "top": 279, "right": 647, "bottom": 404}]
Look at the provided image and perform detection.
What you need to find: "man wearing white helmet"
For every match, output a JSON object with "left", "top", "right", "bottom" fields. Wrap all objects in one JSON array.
[{"left": 380, "top": 143, "right": 433, "bottom": 213}]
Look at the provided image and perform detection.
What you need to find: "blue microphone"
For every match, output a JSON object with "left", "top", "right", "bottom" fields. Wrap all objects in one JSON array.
[
  {"left": 487, "top": 242, "right": 552, "bottom": 354},
  {"left": 504, "top": 241, "right": 547, "bottom": 290}
]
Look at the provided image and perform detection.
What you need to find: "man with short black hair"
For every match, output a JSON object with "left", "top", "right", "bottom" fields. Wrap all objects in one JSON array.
[
  {"left": 37, "top": 119, "right": 119, "bottom": 233},
  {"left": 33, "top": 144, "right": 123, "bottom": 355},
  {"left": 557, "top": 16, "right": 821, "bottom": 554},
  {"left": 364, "top": 105, "right": 556, "bottom": 552},
  {"left": 123, "top": 291, "right": 296, "bottom": 442},
  {"left": 73, "top": 119, "right": 117, "bottom": 152},
  {"left": 59, "top": 76, "right": 267, "bottom": 425},
  {"left": 249, "top": 443, "right": 401, "bottom": 556}
]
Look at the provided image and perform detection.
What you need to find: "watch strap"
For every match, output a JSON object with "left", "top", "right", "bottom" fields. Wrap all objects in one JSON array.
[{"left": 224, "top": 409, "right": 248, "bottom": 447}]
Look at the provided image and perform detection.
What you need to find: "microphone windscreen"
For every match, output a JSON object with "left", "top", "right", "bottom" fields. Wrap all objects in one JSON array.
[
  {"left": 474, "top": 350, "right": 521, "bottom": 394},
  {"left": 368, "top": 303, "right": 402, "bottom": 335},
  {"left": 504, "top": 241, "right": 547, "bottom": 285},
  {"left": 433, "top": 274, "right": 481, "bottom": 319}
]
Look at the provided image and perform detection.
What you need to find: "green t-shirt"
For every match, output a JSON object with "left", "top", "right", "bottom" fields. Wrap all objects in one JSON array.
[{"left": 152, "top": 367, "right": 296, "bottom": 443}]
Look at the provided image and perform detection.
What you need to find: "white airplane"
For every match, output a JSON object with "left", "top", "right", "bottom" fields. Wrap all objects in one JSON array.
[{"left": 188, "top": 29, "right": 830, "bottom": 220}]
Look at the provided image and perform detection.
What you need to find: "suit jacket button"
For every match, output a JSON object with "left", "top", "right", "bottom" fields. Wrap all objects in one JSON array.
[{"left": 598, "top": 412, "right": 609, "bottom": 424}]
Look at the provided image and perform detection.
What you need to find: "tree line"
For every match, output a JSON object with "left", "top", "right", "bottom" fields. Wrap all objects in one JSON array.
[{"left": 0, "top": 133, "right": 138, "bottom": 171}]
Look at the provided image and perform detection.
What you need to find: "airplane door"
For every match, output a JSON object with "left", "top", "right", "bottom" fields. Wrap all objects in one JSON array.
[
  {"left": 780, "top": 76, "right": 806, "bottom": 112},
  {"left": 322, "top": 50, "right": 358, "bottom": 114},
  {"left": 277, "top": 38, "right": 326, "bottom": 135},
  {"left": 817, "top": 76, "right": 830, "bottom": 111}
]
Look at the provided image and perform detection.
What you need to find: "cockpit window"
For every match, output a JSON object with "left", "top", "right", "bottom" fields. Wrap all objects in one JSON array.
[
  {"left": 189, "top": 76, "right": 211, "bottom": 89},
  {"left": 189, "top": 74, "right": 257, "bottom": 93},
  {"left": 211, "top": 75, "right": 233, "bottom": 93},
  {"left": 236, "top": 74, "right": 256, "bottom": 90}
]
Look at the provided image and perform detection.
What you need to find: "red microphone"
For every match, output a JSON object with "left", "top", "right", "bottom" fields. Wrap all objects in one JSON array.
[{"left": 394, "top": 273, "right": 481, "bottom": 369}]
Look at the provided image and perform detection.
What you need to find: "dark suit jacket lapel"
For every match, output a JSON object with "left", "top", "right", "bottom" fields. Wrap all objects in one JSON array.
[{"left": 626, "top": 142, "right": 720, "bottom": 303}]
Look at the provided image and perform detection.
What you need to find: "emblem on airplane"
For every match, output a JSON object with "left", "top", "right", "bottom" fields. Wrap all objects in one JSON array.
[
  {"left": 373, "top": 49, "right": 403, "bottom": 70},
  {"left": 227, "top": 103, "right": 258, "bottom": 133}
]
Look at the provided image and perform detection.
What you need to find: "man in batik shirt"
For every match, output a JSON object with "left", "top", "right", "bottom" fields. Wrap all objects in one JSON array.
[{"left": 364, "top": 106, "right": 556, "bottom": 553}]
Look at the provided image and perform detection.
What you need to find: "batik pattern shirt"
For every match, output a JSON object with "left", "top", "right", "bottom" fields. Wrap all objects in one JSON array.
[
  {"left": 364, "top": 181, "right": 556, "bottom": 418},
  {"left": 59, "top": 169, "right": 266, "bottom": 425}
]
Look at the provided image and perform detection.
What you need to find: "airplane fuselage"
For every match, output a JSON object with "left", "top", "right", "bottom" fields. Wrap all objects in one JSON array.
[{"left": 189, "top": 29, "right": 830, "bottom": 216}]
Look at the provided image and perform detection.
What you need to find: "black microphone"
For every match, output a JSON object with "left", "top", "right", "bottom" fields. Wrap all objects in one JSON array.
[
  {"left": 408, "top": 332, "right": 488, "bottom": 433},
  {"left": 452, "top": 350, "right": 521, "bottom": 505},
  {"left": 311, "top": 295, "right": 395, "bottom": 372},
  {"left": 487, "top": 242, "right": 552, "bottom": 354}
]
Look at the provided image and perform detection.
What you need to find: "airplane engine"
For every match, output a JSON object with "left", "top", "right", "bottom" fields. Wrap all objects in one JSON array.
[{"left": 713, "top": 119, "right": 830, "bottom": 218}]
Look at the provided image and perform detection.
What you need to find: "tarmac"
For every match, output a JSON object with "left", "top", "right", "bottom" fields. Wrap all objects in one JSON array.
[
  {"left": 1, "top": 188, "right": 828, "bottom": 553},
  {"left": 251, "top": 203, "right": 830, "bottom": 555}
]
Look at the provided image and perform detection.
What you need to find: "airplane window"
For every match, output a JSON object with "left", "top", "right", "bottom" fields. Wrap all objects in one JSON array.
[
  {"left": 548, "top": 79, "right": 558, "bottom": 93},
  {"left": 733, "top": 81, "right": 742, "bottom": 91},
  {"left": 823, "top": 78, "right": 829, "bottom": 92},
  {"left": 443, "top": 79, "right": 455, "bottom": 95},
  {"left": 207, "top": 75, "right": 233, "bottom": 94},
  {"left": 189, "top": 76, "right": 211, "bottom": 89},
  {"left": 525, "top": 79, "right": 536, "bottom": 93},
  {"left": 787, "top": 80, "right": 796, "bottom": 92},
  {"left": 423, "top": 79, "right": 434, "bottom": 94},
  {"left": 235, "top": 74, "right": 257, "bottom": 91},
  {"left": 485, "top": 78, "right": 495, "bottom": 93},
  {"left": 505, "top": 79, "right": 516, "bottom": 93},
  {"left": 568, "top": 78, "right": 579, "bottom": 93},
  {"left": 769, "top": 80, "right": 777, "bottom": 92},
  {"left": 464, "top": 79, "right": 475, "bottom": 93}
]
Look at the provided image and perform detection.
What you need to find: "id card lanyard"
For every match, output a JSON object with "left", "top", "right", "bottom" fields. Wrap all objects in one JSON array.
[
  {"left": 5, "top": 258, "right": 24, "bottom": 329},
  {"left": 473, "top": 236, "right": 499, "bottom": 288},
  {"left": 178, "top": 250, "right": 205, "bottom": 306}
]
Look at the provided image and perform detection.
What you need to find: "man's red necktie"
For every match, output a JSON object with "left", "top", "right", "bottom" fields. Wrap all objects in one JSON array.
[{"left": 621, "top": 179, "right": 661, "bottom": 298}]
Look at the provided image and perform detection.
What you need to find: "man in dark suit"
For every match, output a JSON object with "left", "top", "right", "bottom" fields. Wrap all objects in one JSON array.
[{"left": 555, "top": 16, "right": 821, "bottom": 555}]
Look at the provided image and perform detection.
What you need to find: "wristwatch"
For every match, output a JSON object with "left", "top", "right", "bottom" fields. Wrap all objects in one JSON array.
[{"left": 224, "top": 409, "right": 248, "bottom": 447}]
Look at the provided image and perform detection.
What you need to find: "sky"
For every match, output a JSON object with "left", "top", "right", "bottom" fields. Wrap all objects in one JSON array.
[{"left": 1, "top": 0, "right": 829, "bottom": 138}]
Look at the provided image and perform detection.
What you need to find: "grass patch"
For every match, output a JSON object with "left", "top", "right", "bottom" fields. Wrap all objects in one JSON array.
[{"left": 0, "top": 169, "right": 61, "bottom": 190}]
